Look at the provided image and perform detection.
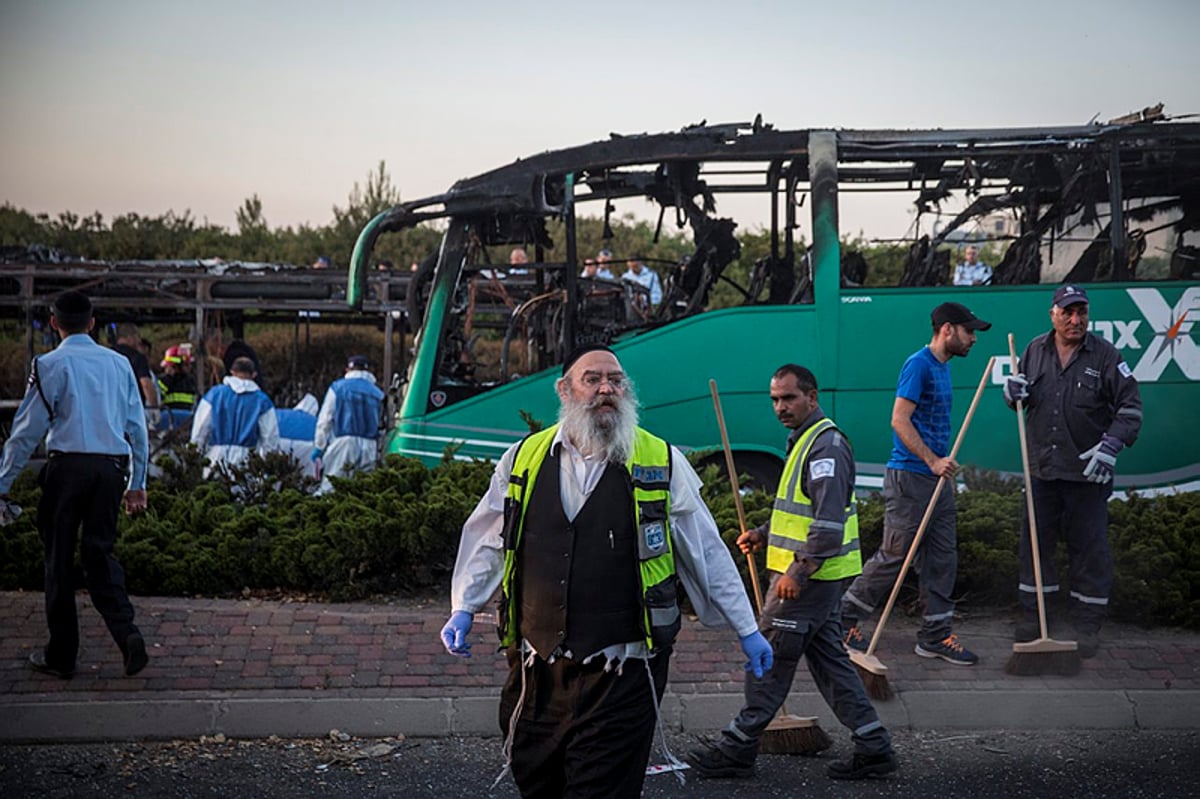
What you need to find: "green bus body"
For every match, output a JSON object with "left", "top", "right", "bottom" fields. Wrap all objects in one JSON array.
[
  {"left": 349, "top": 122, "right": 1200, "bottom": 491},
  {"left": 387, "top": 282, "right": 1197, "bottom": 490}
]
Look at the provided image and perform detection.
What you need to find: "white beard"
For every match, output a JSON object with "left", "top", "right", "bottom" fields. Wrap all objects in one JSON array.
[{"left": 558, "top": 383, "right": 640, "bottom": 465}]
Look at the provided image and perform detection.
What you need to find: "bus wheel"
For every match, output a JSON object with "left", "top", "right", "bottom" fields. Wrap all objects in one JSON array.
[{"left": 698, "top": 451, "right": 782, "bottom": 493}]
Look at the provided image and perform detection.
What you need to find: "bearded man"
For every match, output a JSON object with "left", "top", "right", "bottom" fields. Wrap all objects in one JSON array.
[{"left": 439, "top": 344, "right": 771, "bottom": 799}]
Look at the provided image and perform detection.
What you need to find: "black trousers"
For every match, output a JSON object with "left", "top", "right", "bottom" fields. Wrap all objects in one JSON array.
[
  {"left": 498, "top": 647, "right": 671, "bottom": 799},
  {"left": 723, "top": 577, "right": 891, "bottom": 761},
  {"left": 1019, "top": 477, "right": 1113, "bottom": 631},
  {"left": 38, "top": 454, "right": 139, "bottom": 669}
]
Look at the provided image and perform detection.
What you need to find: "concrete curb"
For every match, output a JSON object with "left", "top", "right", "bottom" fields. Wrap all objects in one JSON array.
[{"left": 4, "top": 689, "right": 1198, "bottom": 743}]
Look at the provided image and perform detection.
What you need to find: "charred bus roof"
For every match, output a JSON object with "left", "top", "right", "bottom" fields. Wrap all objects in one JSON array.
[{"left": 367, "top": 113, "right": 1200, "bottom": 228}]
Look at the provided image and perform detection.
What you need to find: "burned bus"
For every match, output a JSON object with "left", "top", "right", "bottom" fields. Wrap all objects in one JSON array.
[{"left": 347, "top": 112, "right": 1200, "bottom": 491}]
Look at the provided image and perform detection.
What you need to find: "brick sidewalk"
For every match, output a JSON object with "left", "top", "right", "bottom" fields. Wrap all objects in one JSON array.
[{"left": 3, "top": 590, "right": 1197, "bottom": 701}]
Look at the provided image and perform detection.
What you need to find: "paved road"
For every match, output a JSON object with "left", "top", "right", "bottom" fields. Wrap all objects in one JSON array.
[
  {"left": 2, "top": 591, "right": 1198, "bottom": 742},
  {"left": 3, "top": 729, "right": 1198, "bottom": 798}
]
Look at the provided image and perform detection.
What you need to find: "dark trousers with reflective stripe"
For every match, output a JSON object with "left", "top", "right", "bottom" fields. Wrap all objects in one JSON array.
[
  {"left": 499, "top": 646, "right": 670, "bottom": 799},
  {"left": 1020, "top": 477, "right": 1113, "bottom": 631},
  {"left": 843, "top": 469, "right": 958, "bottom": 643},
  {"left": 37, "top": 454, "right": 140, "bottom": 669},
  {"left": 719, "top": 576, "right": 891, "bottom": 762}
]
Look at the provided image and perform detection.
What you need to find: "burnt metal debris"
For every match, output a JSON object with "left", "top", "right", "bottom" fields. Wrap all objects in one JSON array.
[{"left": 345, "top": 112, "right": 1200, "bottom": 383}]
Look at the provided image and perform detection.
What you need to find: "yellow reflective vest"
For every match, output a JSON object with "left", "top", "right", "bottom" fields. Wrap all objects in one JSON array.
[
  {"left": 766, "top": 418, "right": 861, "bottom": 580},
  {"left": 498, "top": 424, "right": 680, "bottom": 652}
]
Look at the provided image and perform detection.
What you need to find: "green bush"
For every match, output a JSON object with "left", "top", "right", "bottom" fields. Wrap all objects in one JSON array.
[{"left": 2, "top": 454, "right": 1197, "bottom": 628}]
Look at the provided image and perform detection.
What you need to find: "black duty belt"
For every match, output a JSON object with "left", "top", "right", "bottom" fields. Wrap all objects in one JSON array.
[{"left": 47, "top": 450, "right": 131, "bottom": 469}]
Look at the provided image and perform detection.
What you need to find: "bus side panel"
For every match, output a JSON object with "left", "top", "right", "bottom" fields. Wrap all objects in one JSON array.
[{"left": 836, "top": 282, "right": 1200, "bottom": 489}]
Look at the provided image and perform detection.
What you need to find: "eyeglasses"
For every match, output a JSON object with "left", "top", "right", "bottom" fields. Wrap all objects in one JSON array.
[{"left": 579, "top": 372, "right": 625, "bottom": 389}]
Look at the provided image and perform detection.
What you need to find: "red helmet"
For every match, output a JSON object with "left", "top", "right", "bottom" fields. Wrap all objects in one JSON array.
[{"left": 161, "top": 344, "right": 193, "bottom": 368}]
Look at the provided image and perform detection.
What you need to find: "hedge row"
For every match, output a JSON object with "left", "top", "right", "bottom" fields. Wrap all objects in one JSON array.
[{"left": 1, "top": 451, "right": 1196, "bottom": 628}]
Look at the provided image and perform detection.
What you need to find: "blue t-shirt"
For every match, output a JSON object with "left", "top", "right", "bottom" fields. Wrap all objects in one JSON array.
[{"left": 887, "top": 346, "right": 952, "bottom": 476}]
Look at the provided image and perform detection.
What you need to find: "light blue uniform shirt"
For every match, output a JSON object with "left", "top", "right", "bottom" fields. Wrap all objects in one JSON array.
[{"left": 0, "top": 334, "right": 149, "bottom": 493}]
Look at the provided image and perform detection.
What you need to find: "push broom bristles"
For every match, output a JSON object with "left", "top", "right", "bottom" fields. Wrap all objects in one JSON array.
[
  {"left": 758, "top": 714, "right": 832, "bottom": 755},
  {"left": 849, "top": 650, "right": 893, "bottom": 701},
  {"left": 1004, "top": 640, "right": 1082, "bottom": 677}
]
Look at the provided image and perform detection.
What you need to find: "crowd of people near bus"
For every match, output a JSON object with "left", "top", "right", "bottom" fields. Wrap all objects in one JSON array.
[{"left": 60, "top": 321, "right": 386, "bottom": 494}]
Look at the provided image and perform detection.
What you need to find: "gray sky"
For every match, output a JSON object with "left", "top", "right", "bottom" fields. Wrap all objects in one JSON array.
[{"left": 2, "top": 0, "right": 1198, "bottom": 239}]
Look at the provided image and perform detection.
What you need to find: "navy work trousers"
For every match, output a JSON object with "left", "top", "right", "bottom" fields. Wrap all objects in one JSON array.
[{"left": 1019, "top": 477, "right": 1113, "bottom": 631}]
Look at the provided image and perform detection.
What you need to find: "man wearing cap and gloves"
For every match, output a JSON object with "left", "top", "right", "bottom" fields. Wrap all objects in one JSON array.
[
  {"left": 0, "top": 290, "right": 150, "bottom": 679},
  {"left": 190, "top": 356, "right": 280, "bottom": 478},
  {"left": 842, "top": 302, "right": 991, "bottom": 666},
  {"left": 1005, "top": 285, "right": 1141, "bottom": 658},
  {"left": 439, "top": 344, "right": 772, "bottom": 799},
  {"left": 313, "top": 355, "right": 384, "bottom": 494}
]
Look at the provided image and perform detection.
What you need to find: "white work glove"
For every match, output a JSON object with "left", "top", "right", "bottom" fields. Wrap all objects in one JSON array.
[
  {"left": 1004, "top": 373, "right": 1030, "bottom": 404},
  {"left": 1079, "top": 434, "right": 1123, "bottom": 484},
  {"left": 0, "top": 500, "right": 23, "bottom": 526}
]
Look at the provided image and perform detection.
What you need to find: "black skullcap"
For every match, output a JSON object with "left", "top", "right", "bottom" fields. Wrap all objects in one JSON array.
[{"left": 562, "top": 343, "right": 616, "bottom": 376}]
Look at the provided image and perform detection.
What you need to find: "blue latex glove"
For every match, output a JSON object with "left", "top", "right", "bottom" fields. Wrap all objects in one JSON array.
[
  {"left": 0, "top": 499, "right": 22, "bottom": 526},
  {"left": 739, "top": 630, "right": 773, "bottom": 678},
  {"left": 311, "top": 448, "right": 323, "bottom": 462},
  {"left": 1004, "top": 373, "right": 1029, "bottom": 405},
  {"left": 440, "top": 610, "right": 473, "bottom": 657},
  {"left": 1079, "top": 434, "right": 1123, "bottom": 484}
]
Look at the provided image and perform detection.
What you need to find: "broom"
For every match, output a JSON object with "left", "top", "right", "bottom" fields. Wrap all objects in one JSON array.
[
  {"left": 1003, "top": 333, "right": 1081, "bottom": 676},
  {"left": 709, "top": 379, "right": 832, "bottom": 756},
  {"left": 848, "top": 356, "right": 995, "bottom": 700}
]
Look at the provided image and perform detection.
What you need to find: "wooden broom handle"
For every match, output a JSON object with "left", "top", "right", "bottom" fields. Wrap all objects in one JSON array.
[
  {"left": 1009, "top": 333, "right": 1049, "bottom": 639},
  {"left": 865, "top": 356, "right": 995, "bottom": 657},
  {"left": 709, "top": 379, "right": 765, "bottom": 614}
]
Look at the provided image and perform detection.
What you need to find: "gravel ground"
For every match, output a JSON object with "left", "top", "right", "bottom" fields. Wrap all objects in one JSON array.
[{"left": 3, "top": 728, "right": 1198, "bottom": 798}]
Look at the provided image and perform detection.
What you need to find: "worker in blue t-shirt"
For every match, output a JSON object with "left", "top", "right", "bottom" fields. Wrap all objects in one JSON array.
[{"left": 841, "top": 302, "right": 991, "bottom": 667}]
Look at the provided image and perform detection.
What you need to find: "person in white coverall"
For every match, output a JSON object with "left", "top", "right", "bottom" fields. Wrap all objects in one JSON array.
[
  {"left": 313, "top": 355, "right": 384, "bottom": 494},
  {"left": 275, "top": 394, "right": 320, "bottom": 481},
  {"left": 190, "top": 357, "right": 280, "bottom": 478}
]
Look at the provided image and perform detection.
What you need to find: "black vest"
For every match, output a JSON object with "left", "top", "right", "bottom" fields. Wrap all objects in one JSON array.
[{"left": 516, "top": 449, "right": 644, "bottom": 658}]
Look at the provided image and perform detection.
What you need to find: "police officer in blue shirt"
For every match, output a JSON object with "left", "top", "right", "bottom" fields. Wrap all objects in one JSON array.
[{"left": 0, "top": 290, "right": 150, "bottom": 679}]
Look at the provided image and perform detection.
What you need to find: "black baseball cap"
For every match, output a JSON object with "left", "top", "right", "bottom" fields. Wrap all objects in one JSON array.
[
  {"left": 931, "top": 301, "right": 992, "bottom": 331},
  {"left": 347, "top": 354, "right": 370, "bottom": 370},
  {"left": 1052, "top": 284, "right": 1089, "bottom": 308}
]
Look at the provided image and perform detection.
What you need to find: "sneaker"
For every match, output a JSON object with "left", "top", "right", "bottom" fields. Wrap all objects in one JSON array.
[
  {"left": 843, "top": 624, "right": 868, "bottom": 653},
  {"left": 915, "top": 634, "right": 979, "bottom": 666},
  {"left": 28, "top": 650, "right": 75, "bottom": 679},
  {"left": 123, "top": 633, "right": 149, "bottom": 677},
  {"left": 827, "top": 751, "right": 898, "bottom": 780},
  {"left": 687, "top": 741, "right": 754, "bottom": 779}
]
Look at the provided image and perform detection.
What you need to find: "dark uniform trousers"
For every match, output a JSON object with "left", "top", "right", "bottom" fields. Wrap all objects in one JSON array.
[
  {"left": 499, "top": 647, "right": 671, "bottom": 799},
  {"left": 720, "top": 576, "right": 891, "bottom": 762},
  {"left": 1021, "top": 477, "right": 1113, "bottom": 631},
  {"left": 38, "top": 453, "right": 139, "bottom": 669}
]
